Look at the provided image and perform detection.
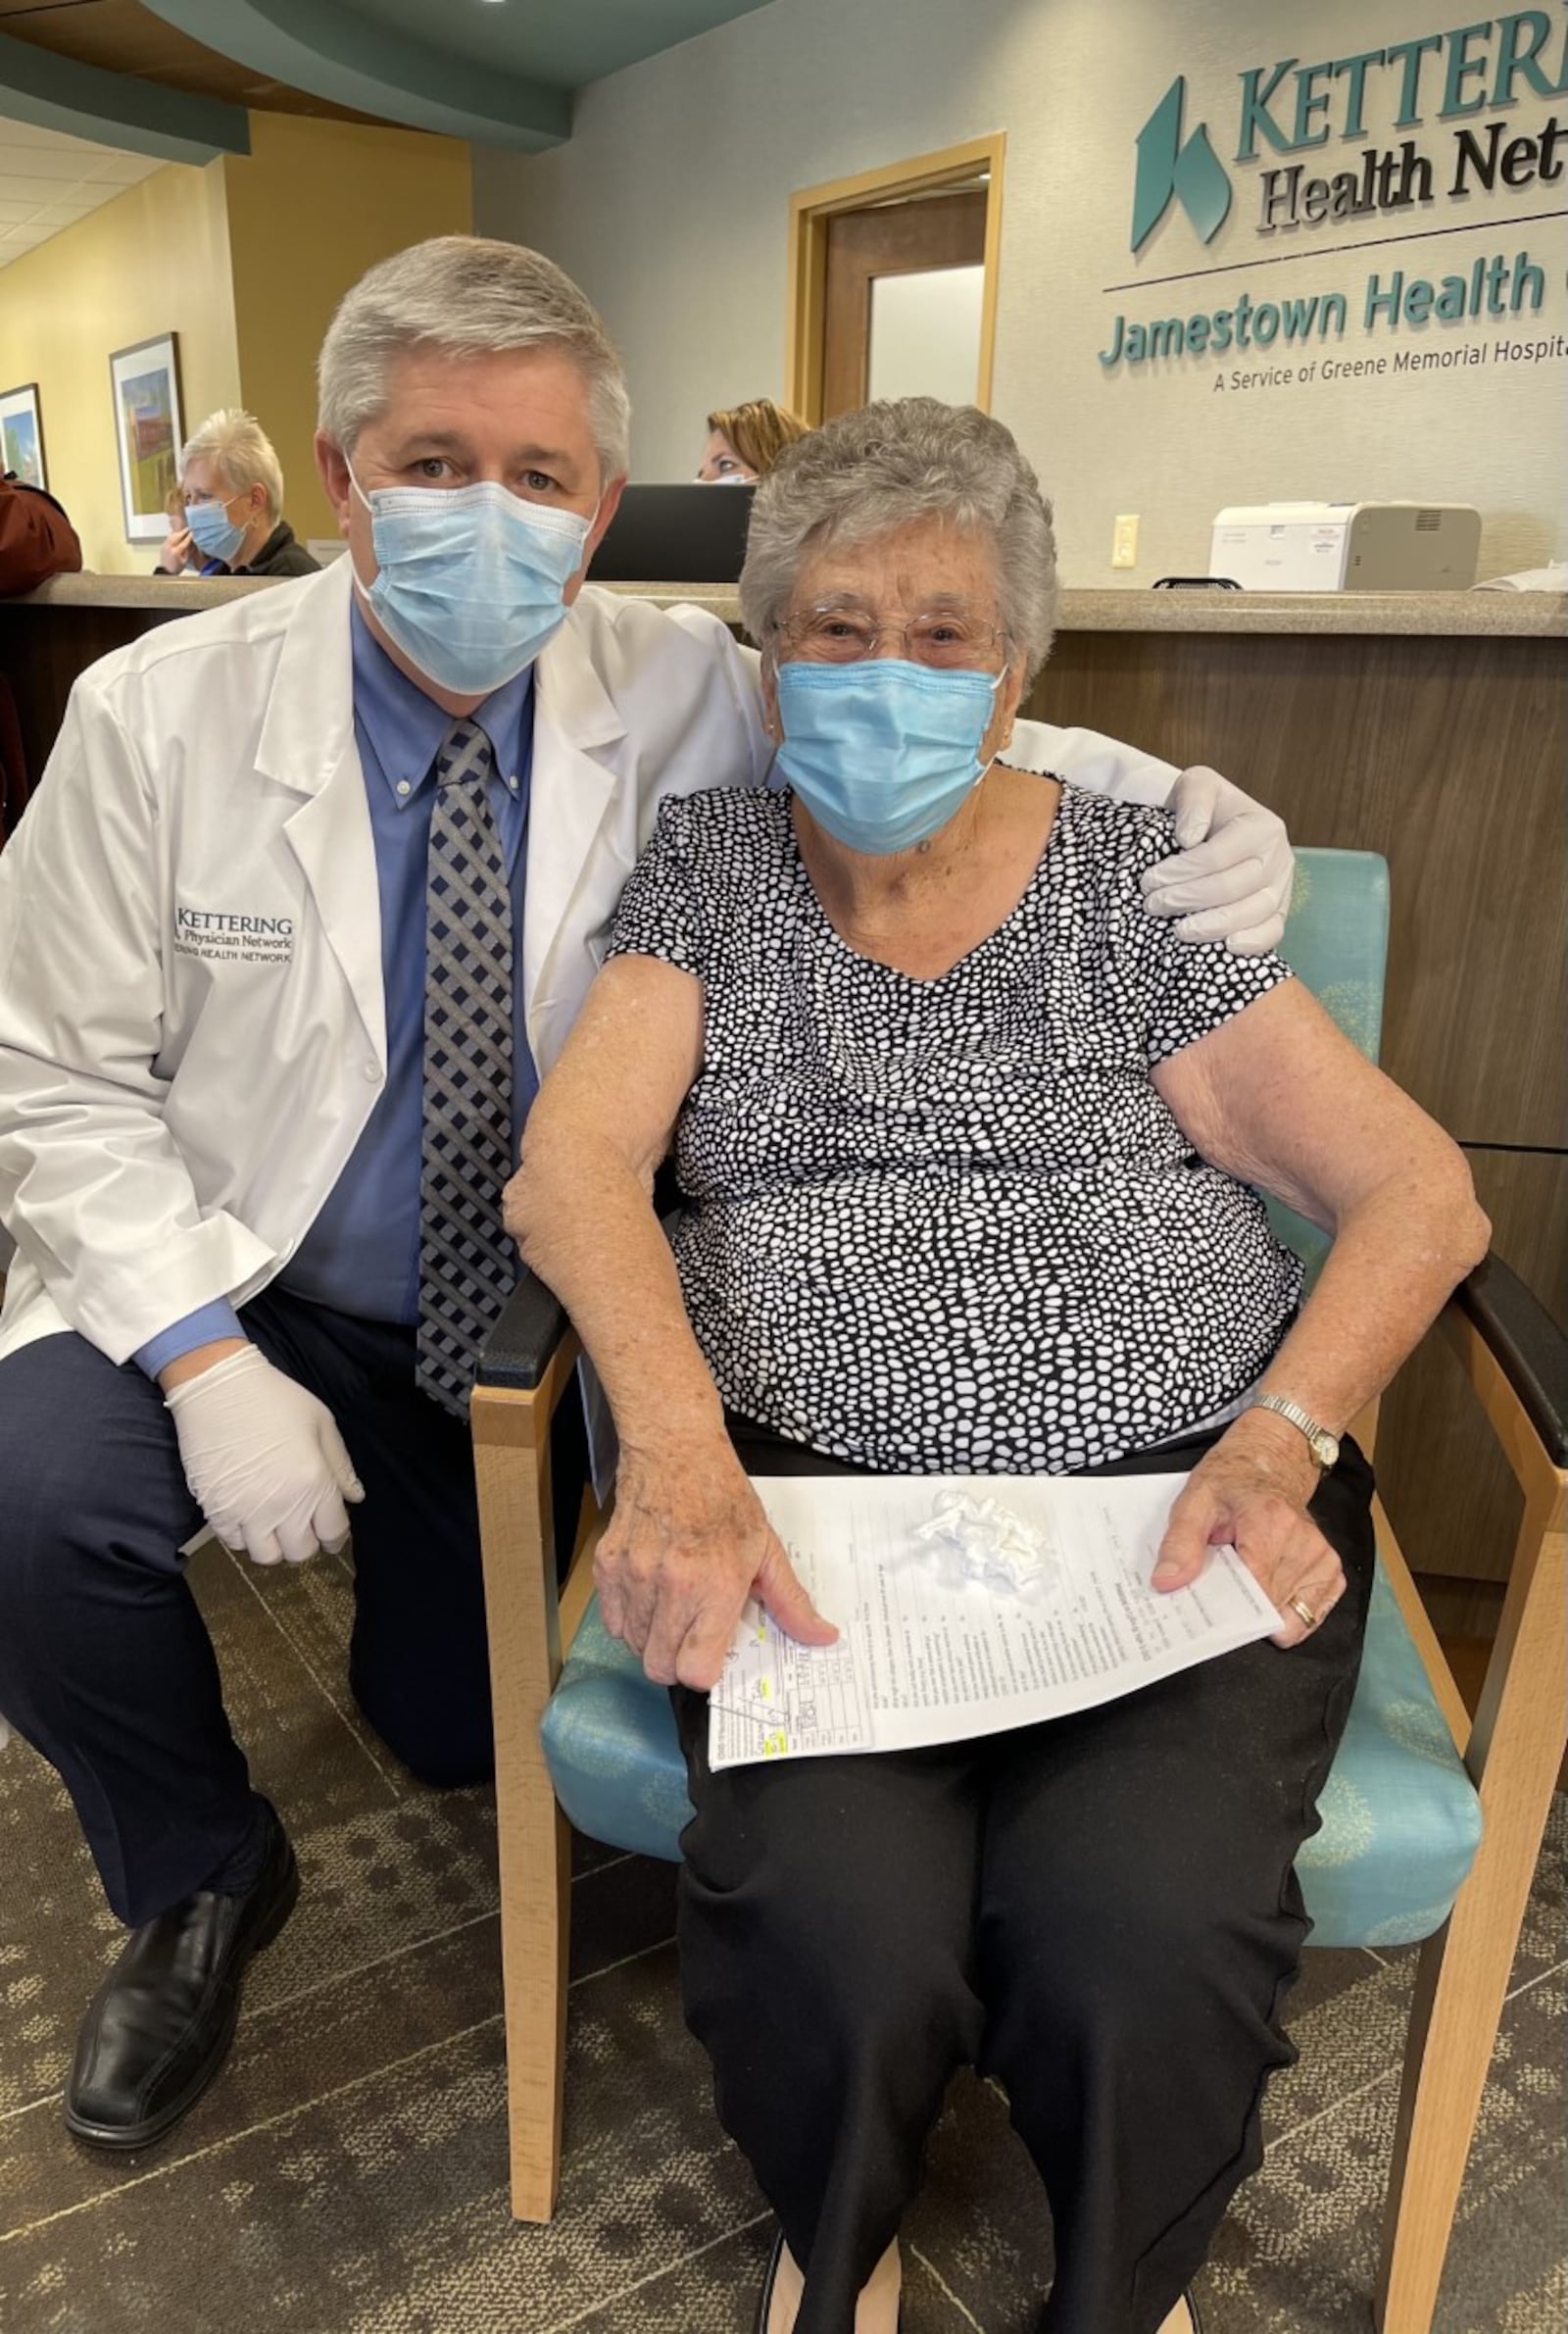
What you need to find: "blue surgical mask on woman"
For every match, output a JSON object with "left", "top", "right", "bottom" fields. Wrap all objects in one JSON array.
[
  {"left": 184, "top": 497, "right": 250, "bottom": 566},
  {"left": 773, "top": 659, "right": 1004, "bottom": 855},
  {"left": 349, "top": 470, "right": 596, "bottom": 696}
]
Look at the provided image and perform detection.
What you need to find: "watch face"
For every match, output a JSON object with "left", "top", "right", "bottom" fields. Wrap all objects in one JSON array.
[{"left": 1311, "top": 1430, "right": 1340, "bottom": 1466}]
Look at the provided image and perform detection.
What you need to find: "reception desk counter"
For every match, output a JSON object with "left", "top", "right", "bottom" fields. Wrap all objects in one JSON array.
[
  {"left": 12, "top": 566, "right": 1563, "bottom": 631},
  {"left": 589, "top": 580, "right": 1565, "bottom": 641},
  {"left": 3, "top": 574, "right": 1563, "bottom": 1620}
]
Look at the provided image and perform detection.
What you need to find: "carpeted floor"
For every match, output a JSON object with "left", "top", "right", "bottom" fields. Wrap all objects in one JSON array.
[{"left": 0, "top": 1532, "right": 1562, "bottom": 2333}]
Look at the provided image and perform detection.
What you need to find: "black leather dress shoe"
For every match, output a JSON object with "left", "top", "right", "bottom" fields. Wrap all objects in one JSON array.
[{"left": 64, "top": 1803, "right": 298, "bottom": 2151}]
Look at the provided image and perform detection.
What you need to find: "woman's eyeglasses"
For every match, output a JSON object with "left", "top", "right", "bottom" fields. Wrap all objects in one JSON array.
[{"left": 776, "top": 605, "right": 1009, "bottom": 671}]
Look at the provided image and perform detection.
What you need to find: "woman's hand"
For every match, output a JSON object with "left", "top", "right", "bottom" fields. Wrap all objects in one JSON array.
[
  {"left": 597, "top": 1437, "right": 838, "bottom": 1690},
  {"left": 1150, "top": 1411, "right": 1346, "bottom": 1648},
  {"left": 156, "top": 523, "right": 194, "bottom": 574}
]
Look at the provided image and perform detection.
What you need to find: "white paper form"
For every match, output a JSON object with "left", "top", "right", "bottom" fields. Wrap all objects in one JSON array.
[{"left": 709, "top": 1473, "right": 1281, "bottom": 1771}]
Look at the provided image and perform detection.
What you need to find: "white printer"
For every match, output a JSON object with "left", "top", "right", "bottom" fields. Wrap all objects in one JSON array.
[{"left": 1208, "top": 501, "right": 1482, "bottom": 591}]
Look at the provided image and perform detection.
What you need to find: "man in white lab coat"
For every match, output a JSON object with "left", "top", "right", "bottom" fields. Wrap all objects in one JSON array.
[{"left": 0, "top": 236, "right": 1293, "bottom": 2153}]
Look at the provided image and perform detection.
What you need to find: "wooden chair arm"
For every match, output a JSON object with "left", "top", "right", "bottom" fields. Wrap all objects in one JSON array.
[
  {"left": 1427, "top": 1259, "right": 1567, "bottom": 1793},
  {"left": 1448, "top": 1254, "right": 1568, "bottom": 1470},
  {"left": 1366, "top": 1257, "right": 1566, "bottom": 1785},
  {"left": 476, "top": 1269, "right": 573, "bottom": 1398},
  {"left": 468, "top": 1275, "right": 581, "bottom": 2224},
  {"left": 1372, "top": 1257, "right": 1565, "bottom": 2329},
  {"left": 471, "top": 1270, "right": 596, "bottom": 1700}
]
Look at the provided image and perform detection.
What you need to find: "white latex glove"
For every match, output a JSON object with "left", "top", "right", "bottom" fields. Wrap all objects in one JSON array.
[
  {"left": 1140, "top": 765, "right": 1295, "bottom": 954},
  {"left": 165, "top": 1346, "right": 365, "bottom": 1566}
]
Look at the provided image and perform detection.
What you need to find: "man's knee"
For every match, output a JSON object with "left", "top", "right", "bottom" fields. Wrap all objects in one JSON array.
[{"left": 0, "top": 1337, "right": 192, "bottom": 1582}]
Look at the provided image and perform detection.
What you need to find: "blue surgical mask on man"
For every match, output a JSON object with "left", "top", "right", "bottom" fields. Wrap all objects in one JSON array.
[
  {"left": 184, "top": 497, "right": 250, "bottom": 567},
  {"left": 349, "top": 469, "right": 596, "bottom": 696},
  {"left": 772, "top": 658, "right": 1005, "bottom": 855}
]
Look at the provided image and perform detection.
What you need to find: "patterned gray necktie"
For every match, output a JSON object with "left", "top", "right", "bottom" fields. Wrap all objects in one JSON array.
[{"left": 416, "top": 718, "right": 516, "bottom": 1415}]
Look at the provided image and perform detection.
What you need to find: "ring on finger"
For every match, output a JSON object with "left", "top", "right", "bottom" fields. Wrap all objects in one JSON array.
[{"left": 1288, "top": 1592, "right": 1319, "bottom": 1629}]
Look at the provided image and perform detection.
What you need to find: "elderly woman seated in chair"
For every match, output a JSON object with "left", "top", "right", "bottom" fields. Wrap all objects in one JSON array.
[{"left": 506, "top": 399, "right": 1488, "bottom": 2334}]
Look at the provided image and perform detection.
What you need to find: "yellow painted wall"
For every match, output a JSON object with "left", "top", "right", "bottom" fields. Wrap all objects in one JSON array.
[
  {"left": 221, "top": 113, "right": 473, "bottom": 548},
  {"left": 0, "top": 112, "right": 470, "bottom": 573},
  {"left": 0, "top": 162, "right": 239, "bottom": 574}
]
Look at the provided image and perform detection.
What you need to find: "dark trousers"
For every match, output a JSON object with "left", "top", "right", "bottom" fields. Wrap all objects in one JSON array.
[
  {"left": 0, "top": 1288, "right": 572, "bottom": 1928},
  {"left": 674, "top": 1425, "right": 1376, "bottom": 2334}
]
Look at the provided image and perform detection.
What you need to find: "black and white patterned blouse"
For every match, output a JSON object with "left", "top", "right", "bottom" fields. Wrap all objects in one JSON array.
[{"left": 608, "top": 782, "right": 1302, "bottom": 1474}]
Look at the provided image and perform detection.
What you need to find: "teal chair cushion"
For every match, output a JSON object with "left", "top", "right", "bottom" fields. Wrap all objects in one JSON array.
[
  {"left": 1296, "top": 1564, "right": 1481, "bottom": 1945},
  {"left": 541, "top": 845, "right": 1484, "bottom": 1947},
  {"left": 1267, "top": 848, "right": 1391, "bottom": 1280},
  {"left": 543, "top": 1601, "right": 693, "bottom": 1861},
  {"left": 1276, "top": 850, "right": 1391, "bottom": 1058}
]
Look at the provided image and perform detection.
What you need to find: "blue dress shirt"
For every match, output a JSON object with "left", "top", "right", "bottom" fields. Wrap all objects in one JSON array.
[{"left": 135, "top": 610, "right": 537, "bottom": 1374}]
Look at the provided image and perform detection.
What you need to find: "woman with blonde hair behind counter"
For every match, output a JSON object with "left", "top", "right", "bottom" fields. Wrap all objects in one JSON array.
[{"left": 697, "top": 396, "right": 808, "bottom": 482}]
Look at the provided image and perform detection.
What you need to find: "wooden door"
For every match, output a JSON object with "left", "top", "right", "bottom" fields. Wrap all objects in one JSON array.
[{"left": 821, "top": 190, "right": 987, "bottom": 418}]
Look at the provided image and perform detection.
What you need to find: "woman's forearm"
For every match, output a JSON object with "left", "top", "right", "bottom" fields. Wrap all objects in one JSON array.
[
  {"left": 1258, "top": 1150, "right": 1489, "bottom": 1439},
  {"left": 1155, "top": 981, "right": 1491, "bottom": 1485},
  {"left": 506, "top": 1130, "right": 725, "bottom": 1461}
]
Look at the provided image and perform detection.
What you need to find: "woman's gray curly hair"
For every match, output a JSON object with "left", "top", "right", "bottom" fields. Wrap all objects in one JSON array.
[{"left": 739, "top": 398, "right": 1057, "bottom": 681}]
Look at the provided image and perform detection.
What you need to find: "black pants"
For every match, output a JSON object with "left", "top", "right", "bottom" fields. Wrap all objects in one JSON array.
[
  {"left": 673, "top": 1423, "right": 1376, "bottom": 2334},
  {"left": 0, "top": 1289, "right": 582, "bottom": 1927}
]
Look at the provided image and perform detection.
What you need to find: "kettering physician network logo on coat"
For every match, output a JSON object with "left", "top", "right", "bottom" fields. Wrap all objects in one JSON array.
[{"left": 1129, "top": 9, "right": 1568, "bottom": 253}]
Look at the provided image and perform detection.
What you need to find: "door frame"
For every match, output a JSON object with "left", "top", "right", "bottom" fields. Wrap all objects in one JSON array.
[{"left": 785, "top": 133, "right": 1006, "bottom": 425}]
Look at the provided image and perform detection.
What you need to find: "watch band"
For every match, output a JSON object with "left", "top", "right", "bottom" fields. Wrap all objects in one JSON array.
[{"left": 1250, "top": 1393, "right": 1341, "bottom": 1470}]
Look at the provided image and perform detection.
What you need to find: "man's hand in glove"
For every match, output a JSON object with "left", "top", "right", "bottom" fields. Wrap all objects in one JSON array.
[{"left": 163, "top": 1343, "right": 365, "bottom": 1566}]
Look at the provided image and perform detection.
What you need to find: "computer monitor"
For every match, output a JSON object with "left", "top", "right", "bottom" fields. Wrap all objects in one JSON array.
[{"left": 589, "top": 482, "right": 756, "bottom": 585}]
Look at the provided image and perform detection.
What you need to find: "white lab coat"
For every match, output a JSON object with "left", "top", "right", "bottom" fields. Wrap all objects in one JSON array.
[{"left": 0, "top": 555, "right": 1178, "bottom": 1366}]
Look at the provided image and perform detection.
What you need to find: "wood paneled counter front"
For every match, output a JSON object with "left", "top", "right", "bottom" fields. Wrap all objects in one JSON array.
[{"left": 2, "top": 575, "right": 1564, "bottom": 1617}]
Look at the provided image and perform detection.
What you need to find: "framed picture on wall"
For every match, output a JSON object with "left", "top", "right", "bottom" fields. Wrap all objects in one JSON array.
[
  {"left": 109, "top": 332, "right": 184, "bottom": 541},
  {"left": 0, "top": 381, "right": 47, "bottom": 491}
]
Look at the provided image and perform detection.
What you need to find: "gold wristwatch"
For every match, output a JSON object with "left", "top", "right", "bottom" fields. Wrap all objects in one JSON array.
[{"left": 1250, "top": 1394, "right": 1341, "bottom": 1471}]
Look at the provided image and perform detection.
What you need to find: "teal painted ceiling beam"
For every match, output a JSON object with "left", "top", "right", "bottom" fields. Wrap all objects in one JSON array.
[
  {"left": 141, "top": 0, "right": 572, "bottom": 152},
  {"left": 0, "top": 28, "right": 249, "bottom": 164},
  {"left": 314, "top": 0, "right": 779, "bottom": 91}
]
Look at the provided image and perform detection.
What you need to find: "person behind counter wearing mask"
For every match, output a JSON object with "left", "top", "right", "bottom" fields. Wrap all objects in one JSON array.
[
  {"left": 153, "top": 408, "right": 319, "bottom": 579},
  {"left": 697, "top": 397, "right": 807, "bottom": 483},
  {"left": 0, "top": 233, "right": 1295, "bottom": 2162}
]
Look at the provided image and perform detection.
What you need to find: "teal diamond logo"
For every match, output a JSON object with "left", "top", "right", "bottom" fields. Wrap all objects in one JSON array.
[{"left": 1131, "top": 77, "right": 1233, "bottom": 252}]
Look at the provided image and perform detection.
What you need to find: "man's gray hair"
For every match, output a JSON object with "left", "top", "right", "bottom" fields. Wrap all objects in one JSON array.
[
  {"left": 740, "top": 398, "right": 1057, "bottom": 681},
  {"left": 180, "top": 408, "right": 284, "bottom": 522},
  {"left": 317, "top": 235, "right": 631, "bottom": 481}
]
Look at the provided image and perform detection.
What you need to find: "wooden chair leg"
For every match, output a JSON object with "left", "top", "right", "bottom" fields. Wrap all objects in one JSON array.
[
  {"left": 1374, "top": 1480, "right": 1567, "bottom": 2332},
  {"left": 472, "top": 1372, "right": 576, "bottom": 2222}
]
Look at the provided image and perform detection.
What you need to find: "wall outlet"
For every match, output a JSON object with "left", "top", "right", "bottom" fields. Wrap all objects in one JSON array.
[{"left": 1111, "top": 514, "right": 1139, "bottom": 568}]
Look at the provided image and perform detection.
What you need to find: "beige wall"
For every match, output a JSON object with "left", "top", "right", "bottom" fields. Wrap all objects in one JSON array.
[
  {"left": 221, "top": 113, "right": 474, "bottom": 549},
  {"left": 0, "top": 113, "right": 472, "bottom": 574},
  {"left": 0, "top": 164, "right": 239, "bottom": 574},
  {"left": 473, "top": 0, "right": 1568, "bottom": 584}
]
